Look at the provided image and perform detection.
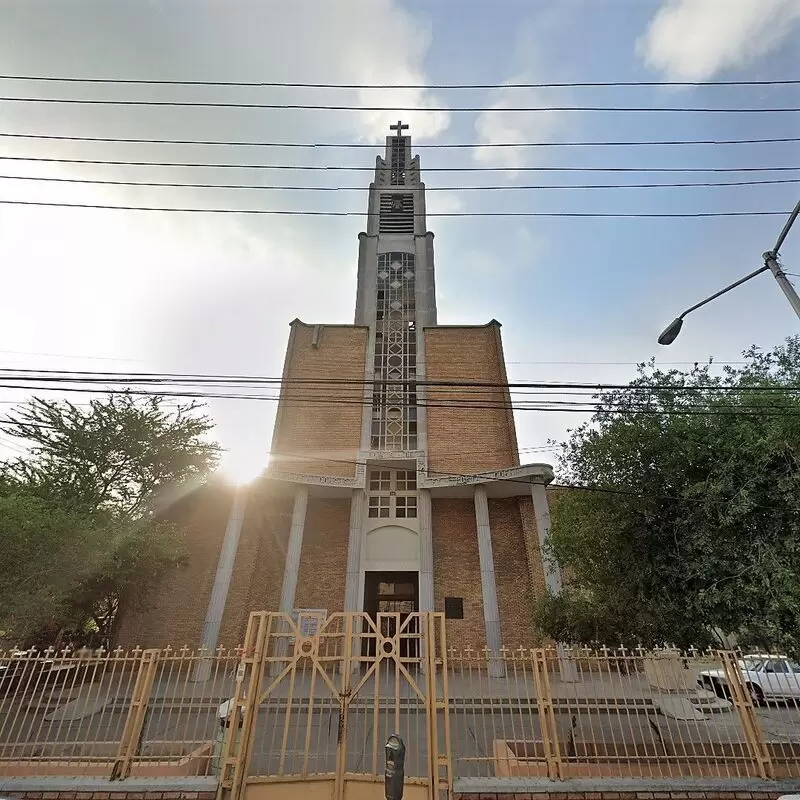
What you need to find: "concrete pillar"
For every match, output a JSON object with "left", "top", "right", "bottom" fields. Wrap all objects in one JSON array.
[
  {"left": 272, "top": 485, "right": 309, "bottom": 675},
  {"left": 474, "top": 485, "right": 504, "bottom": 678},
  {"left": 343, "top": 489, "right": 365, "bottom": 673},
  {"left": 193, "top": 487, "right": 248, "bottom": 682},
  {"left": 530, "top": 483, "right": 563, "bottom": 593},
  {"left": 279, "top": 485, "right": 309, "bottom": 613},
  {"left": 418, "top": 489, "right": 434, "bottom": 611},
  {"left": 530, "top": 482, "right": 577, "bottom": 681},
  {"left": 344, "top": 489, "right": 365, "bottom": 612}
]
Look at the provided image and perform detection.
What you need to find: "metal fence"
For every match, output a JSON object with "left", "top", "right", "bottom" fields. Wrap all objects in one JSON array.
[
  {"left": 0, "top": 645, "right": 241, "bottom": 778},
  {"left": 448, "top": 646, "right": 800, "bottom": 781},
  {"left": 1, "top": 631, "right": 799, "bottom": 788}
]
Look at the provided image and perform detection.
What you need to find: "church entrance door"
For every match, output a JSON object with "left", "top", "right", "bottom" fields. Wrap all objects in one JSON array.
[{"left": 363, "top": 571, "right": 419, "bottom": 660}]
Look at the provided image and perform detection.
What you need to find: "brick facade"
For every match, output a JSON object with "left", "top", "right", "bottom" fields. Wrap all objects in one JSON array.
[
  {"left": 114, "top": 482, "right": 236, "bottom": 649},
  {"left": 217, "top": 486, "right": 292, "bottom": 646},
  {"left": 490, "top": 498, "right": 540, "bottom": 647},
  {"left": 293, "top": 498, "right": 350, "bottom": 613},
  {"left": 431, "top": 498, "right": 485, "bottom": 651},
  {"left": 424, "top": 322, "right": 519, "bottom": 476},
  {"left": 271, "top": 321, "right": 368, "bottom": 478},
  {"left": 430, "top": 496, "right": 543, "bottom": 651},
  {"left": 116, "top": 318, "right": 552, "bottom": 652}
]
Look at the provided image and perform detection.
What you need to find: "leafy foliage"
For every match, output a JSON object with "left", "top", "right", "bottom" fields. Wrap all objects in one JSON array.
[
  {"left": 538, "top": 338, "right": 800, "bottom": 654},
  {"left": 0, "top": 394, "right": 219, "bottom": 645}
]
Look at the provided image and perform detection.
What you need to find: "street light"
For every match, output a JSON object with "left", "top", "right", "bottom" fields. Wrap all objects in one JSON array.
[{"left": 658, "top": 199, "right": 800, "bottom": 345}]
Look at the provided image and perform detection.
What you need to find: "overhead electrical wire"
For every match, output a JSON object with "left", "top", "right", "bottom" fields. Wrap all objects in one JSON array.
[
  {"left": 1, "top": 132, "right": 798, "bottom": 149},
  {"left": 0, "top": 96, "right": 797, "bottom": 113},
  {"left": 1, "top": 75, "right": 797, "bottom": 88},
  {"left": 0, "top": 96, "right": 800, "bottom": 114},
  {"left": 0, "top": 384, "right": 796, "bottom": 417},
  {"left": 2, "top": 174, "right": 795, "bottom": 192},
  {"left": 3, "top": 155, "right": 793, "bottom": 173},
  {"left": 1, "top": 367, "right": 796, "bottom": 391},
  {"left": 0, "top": 200, "right": 784, "bottom": 218}
]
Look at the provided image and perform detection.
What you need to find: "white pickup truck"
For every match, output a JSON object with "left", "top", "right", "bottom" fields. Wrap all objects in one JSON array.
[{"left": 698, "top": 654, "right": 800, "bottom": 705}]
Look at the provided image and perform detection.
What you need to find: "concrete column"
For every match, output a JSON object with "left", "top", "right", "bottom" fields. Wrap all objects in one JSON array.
[
  {"left": 418, "top": 489, "right": 434, "bottom": 612},
  {"left": 193, "top": 487, "right": 248, "bottom": 682},
  {"left": 272, "top": 485, "right": 309, "bottom": 675},
  {"left": 343, "top": 489, "right": 365, "bottom": 673},
  {"left": 343, "top": 489, "right": 365, "bottom": 612},
  {"left": 474, "top": 485, "right": 504, "bottom": 678},
  {"left": 530, "top": 483, "right": 562, "bottom": 593},
  {"left": 530, "top": 482, "right": 577, "bottom": 681},
  {"left": 279, "top": 485, "right": 310, "bottom": 613}
]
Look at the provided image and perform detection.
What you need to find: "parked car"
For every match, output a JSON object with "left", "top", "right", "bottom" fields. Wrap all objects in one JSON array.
[
  {"left": 0, "top": 648, "right": 90, "bottom": 692},
  {"left": 698, "top": 654, "right": 800, "bottom": 705}
]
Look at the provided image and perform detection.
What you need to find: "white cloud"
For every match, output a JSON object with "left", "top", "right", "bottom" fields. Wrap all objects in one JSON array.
[
  {"left": 0, "top": 0, "right": 449, "bottom": 477},
  {"left": 472, "top": 77, "right": 568, "bottom": 172},
  {"left": 638, "top": 0, "right": 800, "bottom": 81}
]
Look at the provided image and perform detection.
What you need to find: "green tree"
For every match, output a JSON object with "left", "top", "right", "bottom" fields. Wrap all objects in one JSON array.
[
  {"left": 536, "top": 338, "right": 800, "bottom": 654},
  {"left": 0, "top": 394, "right": 220, "bottom": 644}
]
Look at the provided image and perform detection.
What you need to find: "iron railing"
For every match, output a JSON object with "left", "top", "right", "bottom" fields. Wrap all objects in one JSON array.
[
  {"left": 448, "top": 646, "right": 800, "bottom": 781},
  {"left": 1, "top": 622, "right": 798, "bottom": 788},
  {"left": 0, "top": 645, "right": 241, "bottom": 778}
]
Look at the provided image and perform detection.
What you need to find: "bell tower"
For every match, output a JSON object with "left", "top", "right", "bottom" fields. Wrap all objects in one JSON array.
[{"left": 349, "top": 122, "right": 438, "bottom": 621}]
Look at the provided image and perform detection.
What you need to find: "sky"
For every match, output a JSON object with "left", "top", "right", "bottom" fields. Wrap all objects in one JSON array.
[{"left": 0, "top": 0, "right": 798, "bottom": 481}]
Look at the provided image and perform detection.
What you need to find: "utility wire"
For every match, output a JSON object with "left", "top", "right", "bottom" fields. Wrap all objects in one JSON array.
[
  {"left": 0, "top": 200, "right": 784, "bottom": 218},
  {"left": 2, "top": 132, "right": 797, "bottom": 148},
  {"left": 2, "top": 75, "right": 797, "bottom": 88},
  {"left": 0, "top": 96, "right": 796, "bottom": 113},
  {"left": 3, "top": 155, "right": 793, "bottom": 173},
  {"left": 1, "top": 367, "right": 796, "bottom": 391},
  {"left": 2, "top": 174, "right": 794, "bottom": 192},
  {"left": 0, "top": 385, "right": 797, "bottom": 417}
]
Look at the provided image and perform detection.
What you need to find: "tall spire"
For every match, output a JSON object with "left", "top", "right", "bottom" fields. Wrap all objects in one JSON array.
[{"left": 354, "top": 123, "right": 437, "bottom": 455}]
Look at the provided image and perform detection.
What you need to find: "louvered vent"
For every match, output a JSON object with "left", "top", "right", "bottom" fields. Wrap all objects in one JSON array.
[{"left": 379, "top": 194, "right": 414, "bottom": 234}]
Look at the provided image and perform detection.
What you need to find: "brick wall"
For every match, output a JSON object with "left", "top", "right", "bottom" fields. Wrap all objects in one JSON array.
[
  {"left": 272, "top": 322, "right": 368, "bottom": 478},
  {"left": 431, "top": 496, "right": 541, "bottom": 652},
  {"left": 218, "top": 485, "right": 292, "bottom": 645},
  {"left": 431, "top": 498, "right": 486, "bottom": 651},
  {"left": 489, "top": 497, "right": 538, "bottom": 648},
  {"left": 114, "top": 482, "right": 235, "bottom": 649},
  {"left": 294, "top": 498, "right": 350, "bottom": 613},
  {"left": 424, "top": 322, "right": 519, "bottom": 476}
]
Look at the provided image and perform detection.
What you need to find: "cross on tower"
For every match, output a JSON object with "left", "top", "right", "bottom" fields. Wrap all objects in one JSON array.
[{"left": 389, "top": 120, "right": 409, "bottom": 137}]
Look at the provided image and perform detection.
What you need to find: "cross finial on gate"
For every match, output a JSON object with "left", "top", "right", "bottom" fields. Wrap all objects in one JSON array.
[{"left": 389, "top": 120, "right": 409, "bottom": 137}]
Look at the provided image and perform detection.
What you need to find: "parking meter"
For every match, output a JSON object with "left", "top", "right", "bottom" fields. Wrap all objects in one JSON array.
[{"left": 385, "top": 735, "right": 405, "bottom": 800}]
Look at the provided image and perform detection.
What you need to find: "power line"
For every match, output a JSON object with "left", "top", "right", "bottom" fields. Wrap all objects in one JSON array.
[
  {"left": 3, "top": 173, "right": 795, "bottom": 192},
  {"left": 1, "top": 368, "right": 797, "bottom": 420},
  {"left": 3, "top": 155, "right": 794, "bottom": 173},
  {"left": 1, "top": 384, "right": 798, "bottom": 417},
  {"left": 2, "top": 367, "right": 795, "bottom": 391},
  {"left": 0, "top": 200, "right": 784, "bottom": 218},
  {"left": 2, "top": 132, "right": 797, "bottom": 149},
  {"left": 0, "top": 96, "right": 797, "bottom": 113},
  {"left": 2, "top": 75, "right": 797, "bottom": 88}
]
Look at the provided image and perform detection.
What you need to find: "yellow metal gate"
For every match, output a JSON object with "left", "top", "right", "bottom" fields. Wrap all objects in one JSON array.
[{"left": 217, "top": 611, "right": 451, "bottom": 800}]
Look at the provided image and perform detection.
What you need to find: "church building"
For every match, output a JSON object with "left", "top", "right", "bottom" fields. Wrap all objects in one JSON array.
[{"left": 116, "top": 123, "right": 560, "bottom": 656}]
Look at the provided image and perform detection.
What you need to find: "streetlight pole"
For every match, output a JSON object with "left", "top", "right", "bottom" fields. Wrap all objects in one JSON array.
[{"left": 658, "top": 199, "right": 800, "bottom": 345}]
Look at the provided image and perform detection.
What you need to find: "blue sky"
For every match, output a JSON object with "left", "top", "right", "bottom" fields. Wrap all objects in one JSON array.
[{"left": 0, "top": 0, "right": 798, "bottom": 478}]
